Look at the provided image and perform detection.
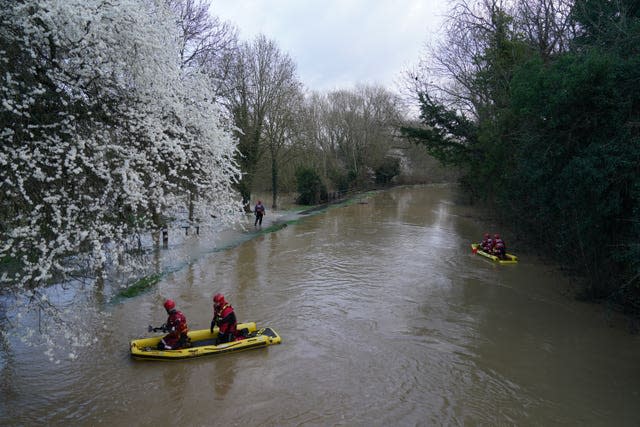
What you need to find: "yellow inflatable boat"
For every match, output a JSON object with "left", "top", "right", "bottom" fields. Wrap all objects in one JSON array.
[
  {"left": 130, "top": 322, "right": 282, "bottom": 361},
  {"left": 471, "top": 243, "right": 518, "bottom": 264}
]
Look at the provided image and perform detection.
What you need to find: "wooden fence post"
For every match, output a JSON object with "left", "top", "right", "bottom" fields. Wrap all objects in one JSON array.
[{"left": 162, "top": 226, "right": 168, "bottom": 248}]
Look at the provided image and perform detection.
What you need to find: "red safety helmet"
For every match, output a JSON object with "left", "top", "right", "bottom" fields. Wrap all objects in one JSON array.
[
  {"left": 164, "top": 299, "right": 176, "bottom": 311},
  {"left": 213, "top": 293, "right": 226, "bottom": 306}
]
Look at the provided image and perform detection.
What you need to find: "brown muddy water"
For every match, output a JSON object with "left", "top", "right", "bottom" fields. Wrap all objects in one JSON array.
[{"left": 1, "top": 184, "right": 639, "bottom": 426}]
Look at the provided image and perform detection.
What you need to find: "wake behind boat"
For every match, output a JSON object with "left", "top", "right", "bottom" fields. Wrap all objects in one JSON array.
[{"left": 130, "top": 322, "right": 282, "bottom": 361}]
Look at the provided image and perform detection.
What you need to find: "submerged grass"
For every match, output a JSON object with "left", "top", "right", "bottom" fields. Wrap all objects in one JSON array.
[
  {"left": 256, "top": 219, "right": 298, "bottom": 234},
  {"left": 115, "top": 191, "right": 375, "bottom": 299},
  {"left": 117, "top": 273, "right": 162, "bottom": 299}
]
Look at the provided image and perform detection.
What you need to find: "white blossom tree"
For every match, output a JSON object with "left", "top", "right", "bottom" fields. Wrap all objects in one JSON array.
[{"left": 0, "top": 0, "right": 242, "bottom": 358}]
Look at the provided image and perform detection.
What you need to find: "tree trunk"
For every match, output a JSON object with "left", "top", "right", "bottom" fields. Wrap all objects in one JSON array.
[
  {"left": 188, "top": 190, "right": 195, "bottom": 222},
  {"left": 271, "top": 153, "right": 278, "bottom": 209}
]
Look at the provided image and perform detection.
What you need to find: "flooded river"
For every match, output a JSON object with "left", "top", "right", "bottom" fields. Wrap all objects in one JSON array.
[{"left": 1, "top": 184, "right": 639, "bottom": 426}]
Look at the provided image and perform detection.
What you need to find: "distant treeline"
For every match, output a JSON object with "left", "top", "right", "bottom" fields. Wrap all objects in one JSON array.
[{"left": 402, "top": 0, "right": 639, "bottom": 312}]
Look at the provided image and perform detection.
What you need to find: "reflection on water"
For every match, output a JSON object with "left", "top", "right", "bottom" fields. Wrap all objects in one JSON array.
[{"left": 1, "top": 184, "right": 640, "bottom": 426}]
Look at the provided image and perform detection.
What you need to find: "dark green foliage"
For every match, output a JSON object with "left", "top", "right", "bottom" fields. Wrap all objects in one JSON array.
[
  {"left": 507, "top": 49, "right": 640, "bottom": 300},
  {"left": 374, "top": 156, "right": 401, "bottom": 184},
  {"left": 295, "top": 167, "right": 327, "bottom": 205},
  {"left": 332, "top": 172, "right": 352, "bottom": 193},
  {"left": 406, "top": 1, "right": 640, "bottom": 309},
  {"left": 401, "top": 93, "right": 479, "bottom": 167},
  {"left": 570, "top": 0, "right": 640, "bottom": 57}
]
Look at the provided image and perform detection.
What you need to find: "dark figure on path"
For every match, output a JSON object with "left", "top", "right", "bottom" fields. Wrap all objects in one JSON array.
[{"left": 254, "top": 200, "right": 265, "bottom": 226}]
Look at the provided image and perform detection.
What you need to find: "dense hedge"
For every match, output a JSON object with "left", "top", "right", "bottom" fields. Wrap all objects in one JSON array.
[
  {"left": 504, "top": 50, "right": 640, "bottom": 302},
  {"left": 402, "top": 0, "right": 640, "bottom": 310},
  {"left": 295, "top": 167, "right": 327, "bottom": 205}
]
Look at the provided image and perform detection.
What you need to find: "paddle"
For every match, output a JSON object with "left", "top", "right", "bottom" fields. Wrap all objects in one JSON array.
[{"left": 148, "top": 324, "right": 168, "bottom": 333}]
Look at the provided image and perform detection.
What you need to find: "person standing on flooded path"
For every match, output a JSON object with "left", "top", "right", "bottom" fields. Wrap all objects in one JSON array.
[{"left": 254, "top": 200, "right": 265, "bottom": 226}]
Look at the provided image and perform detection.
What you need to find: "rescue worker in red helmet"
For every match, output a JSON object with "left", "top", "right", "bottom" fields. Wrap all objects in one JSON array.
[
  {"left": 211, "top": 293, "right": 243, "bottom": 344},
  {"left": 492, "top": 234, "right": 506, "bottom": 259},
  {"left": 158, "top": 299, "right": 189, "bottom": 350},
  {"left": 494, "top": 240, "right": 507, "bottom": 259},
  {"left": 480, "top": 233, "right": 491, "bottom": 251}
]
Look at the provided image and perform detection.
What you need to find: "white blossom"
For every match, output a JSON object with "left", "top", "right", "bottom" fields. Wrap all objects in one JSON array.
[{"left": 1, "top": 0, "right": 243, "bottom": 356}]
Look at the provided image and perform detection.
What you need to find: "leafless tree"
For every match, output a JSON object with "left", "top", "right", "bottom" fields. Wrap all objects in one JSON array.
[
  {"left": 299, "top": 86, "right": 402, "bottom": 189},
  {"left": 401, "top": 0, "right": 504, "bottom": 120},
  {"left": 514, "top": 0, "right": 574, "bottom": 61},
  {"left": 222, "top": 35, "right": 301, "bottom": 209},
  {"left": 263, "top": 82, "right": 304, "bottom": 209},
  {"left": 168, "top": 0, "right": 238, "bottom": 66},
  {"left": 403, "top": 0, "right": 575, "bottom": 119},
  {"left": 168, "top": 0, "right": 239, "bottom": 95}
]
